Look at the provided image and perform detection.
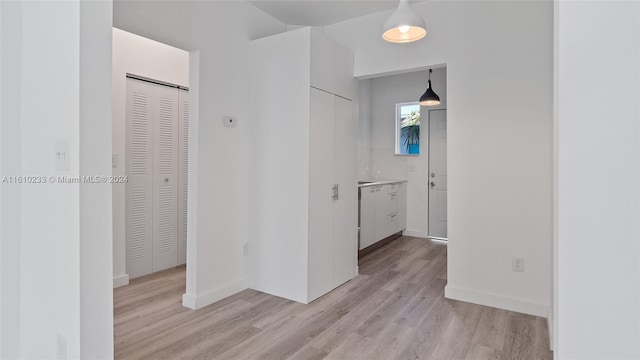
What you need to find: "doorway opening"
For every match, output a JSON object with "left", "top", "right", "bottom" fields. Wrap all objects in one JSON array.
[
  {"left": 355, "top": 65, "right": 448, "bottom": 281},
  {"left": 111, "top": 27, "right": 190, "bottom": 288},
  {"left": 356, "top": 66, "right": 447, "bottom": 254}
]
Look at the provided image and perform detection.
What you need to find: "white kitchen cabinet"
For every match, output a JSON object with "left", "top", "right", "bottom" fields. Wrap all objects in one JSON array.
[
  {"left": 374, "top": 186, "right": 388, "bottom": 241},
  {"left": 397, "top": 182, "right": 407, "bottom": 234},
  {"left": 250, "top": 27, "right": 357, "bottom": 304},
  {"left": 388, "top": 213, "right": 398, "bottom": 236},
  {"left": 360, "top": 186, "right": 377, "bottom": 249},
  {"left": 381, "top": 184, "right": 398, "bottom": 238},
  {"left": 359, "top": 181, "right": 408, "bottom": 250}
]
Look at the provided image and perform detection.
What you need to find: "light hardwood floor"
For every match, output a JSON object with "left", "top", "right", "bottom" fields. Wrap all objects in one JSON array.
[{"left": 114, "top": 237, "right": 552, "bottom": 360}]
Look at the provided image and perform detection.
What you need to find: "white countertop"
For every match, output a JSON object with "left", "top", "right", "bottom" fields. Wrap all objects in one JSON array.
[{"left": 358, "top": 179, "right": 407, "bottom": 188}]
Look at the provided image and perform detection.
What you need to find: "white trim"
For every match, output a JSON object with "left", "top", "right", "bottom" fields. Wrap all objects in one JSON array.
[
  {"left": 444, "top": 284, "right": 548, "bottom": 318},
  {"left": 547, "top": 307, "right": 554, "bottom": 350},
  {"left": 402, "top": 229, "right": 427, "bottom": 238},
  {"left": 113, "top": 274, "right": 130, "bottom": 288},
  {"left": 184, "top": 51, "right": 199, "bottom": 301},
  {"left": 182, "top": 277, "right": 249, "bottom": 310},
  {"left": 181, "top": 293, "right": 197, "bottom": 309},
  {"left": 395, "top": 101, "right": 421, "bottom": 155},
  {"left": 427, "top": 236, "right": 448, "bottom": 242}
]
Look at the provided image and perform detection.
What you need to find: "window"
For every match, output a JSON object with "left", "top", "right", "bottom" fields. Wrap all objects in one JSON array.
[{"left": 395, "top": 102, "right": 421, "bottom": 155}]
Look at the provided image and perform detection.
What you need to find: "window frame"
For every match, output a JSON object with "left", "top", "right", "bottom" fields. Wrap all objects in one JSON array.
[{"left": 394, "top": 101, "right": 421, "bottom": 156}]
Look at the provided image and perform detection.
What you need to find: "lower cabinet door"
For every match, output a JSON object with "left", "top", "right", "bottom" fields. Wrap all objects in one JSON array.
[
  {"left": 360, "top": 187, "right": 377, "bottom": 249},
  {"left": 388, "top": 213, "right": 398, "bottom": 236}
]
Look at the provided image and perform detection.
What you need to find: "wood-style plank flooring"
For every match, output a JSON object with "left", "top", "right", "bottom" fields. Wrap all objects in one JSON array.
[{"left": 114, "top": 237, "right": 552, "bottom": 359}]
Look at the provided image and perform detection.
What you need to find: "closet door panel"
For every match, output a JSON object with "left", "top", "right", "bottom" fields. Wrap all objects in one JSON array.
[
  {"left": 308, "top": 87, "right": 335, "bottom": 302},
  {"left": 152, "top": 84, "right": 179, "bottom": 272},
  {"left": 332, "top": 95, "right": 357, "bottom": 287},
  {"left": 125, "top": 78, "right": 154, "bottom": 279}
]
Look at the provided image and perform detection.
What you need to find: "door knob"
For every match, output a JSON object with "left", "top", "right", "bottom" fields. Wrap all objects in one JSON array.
[
  {"left": 430, "top": 181, "right": 435, "bottom": 187},
  {"left": 164, "top": 178, "right": 169, "bottom": 182}
]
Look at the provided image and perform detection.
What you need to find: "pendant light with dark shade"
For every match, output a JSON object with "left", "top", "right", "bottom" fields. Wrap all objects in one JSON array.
[
  {"left": 382, "top": 0, "right": 427, "bottom": 43},
  {"left": 419, "top": 69, "right": 440, "bottom": 106}
]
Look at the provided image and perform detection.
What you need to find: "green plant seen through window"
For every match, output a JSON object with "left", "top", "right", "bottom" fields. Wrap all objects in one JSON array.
[{"left": 397, "top": 103, "right": 420, "bottom": 155}]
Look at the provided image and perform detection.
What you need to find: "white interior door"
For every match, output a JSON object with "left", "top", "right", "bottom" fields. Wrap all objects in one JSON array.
[
  {"left": 125, "top": 78, "right": 154, "bottom": 278},
  {"left": 332, "top": 95, "right": 356, "bottom": 287},
  {"left": 177, "top": 89, "right": 189, "bottom": 266},
  {"left": 152, "top": 84, "right": 179, "bottom": 272},
  {"left": 308, "top": 87, "right": 335, "bottom": 301},
  {"left": 428, "top": 109, "right": 447, "bottom": 239}
]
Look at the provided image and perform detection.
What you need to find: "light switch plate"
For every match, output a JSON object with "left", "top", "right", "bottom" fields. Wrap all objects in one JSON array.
[
  {"left": 223, "top": 116, "right": 237, "bottom": 128},
  {"left": 55, "top": 141, "right": 70, "bottom": 171},
  {"left": 512, "top": 257, "right": 524, "bottom": 272}
]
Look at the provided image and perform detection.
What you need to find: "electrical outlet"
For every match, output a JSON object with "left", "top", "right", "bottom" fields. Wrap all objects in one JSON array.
[
  {"left": 57, "top": 334, "right": 67, "bottom": 360},
  {"left": 243, "top": 243, "right": 248, "bottom": 256},
  {"left": 512, "top": 257, "right": 524, "bottom": 272},
  {"left": 223, "top": 116, "right": 237, "bottom": 128}
]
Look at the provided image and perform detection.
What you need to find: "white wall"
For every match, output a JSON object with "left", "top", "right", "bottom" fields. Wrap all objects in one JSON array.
[
  {"left": 0, "top": 2, "right": 3, "bottom": 352},
  {"left": 365, "top": 68, "right": 447, "bottom": 238},
  {"left": 326, "top": 1, "right": 553, "bottom": 316},
  {"left": 111, "top": 28, "right": 189, "bottom": 287},
  {"left": 113, "top": 0, "right": 286, "bottom": 309},
  {"left": 0, "top": 1, "right": 22, "bottom": 357},
  {"left": 555, "top": 1, "right": 640, "bottom": 358},
  {"left": 358, "top": 79, "right": 372, "bottom": 179},
  {"left": 0, "top": 1, "right": 114, "bottom": 358},
  {"left": 19, "top": 2, "right": 82, "bottom": 357}
]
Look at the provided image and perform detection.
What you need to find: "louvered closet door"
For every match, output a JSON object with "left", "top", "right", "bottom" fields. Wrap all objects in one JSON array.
[
  {"left": 152, "top": 84, "right": 179, "bottom": 272},
  {"left": 177, "top": 89, "right": 189, "bottom": 266},
  {"left": 126, "top": 78, "right": 154, "bottom": 278}
]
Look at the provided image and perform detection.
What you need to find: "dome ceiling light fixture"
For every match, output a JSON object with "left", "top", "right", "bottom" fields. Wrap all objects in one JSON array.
[
  {"left": 382, "top": 0, "right": 427, "bottom": 43},
  {"left": 419, "top": 69, "right": 441, "bottom": 106}
]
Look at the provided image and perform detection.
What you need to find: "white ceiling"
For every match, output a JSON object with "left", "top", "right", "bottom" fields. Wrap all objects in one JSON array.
[{"left": 248, "top": 0, "right": 414, "bottom": 26}]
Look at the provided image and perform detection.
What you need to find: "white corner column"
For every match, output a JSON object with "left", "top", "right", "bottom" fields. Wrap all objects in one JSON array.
[
  {"left": 79, "top": 0, "right": 114, "bottom": 358},
  {"left": 555, "top": 1, "right": 640, "bottom": 358}
]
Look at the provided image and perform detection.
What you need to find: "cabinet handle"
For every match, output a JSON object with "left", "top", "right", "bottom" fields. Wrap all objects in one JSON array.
[{"left": 335, "top": 184, "right": 339, "bottom": 200}]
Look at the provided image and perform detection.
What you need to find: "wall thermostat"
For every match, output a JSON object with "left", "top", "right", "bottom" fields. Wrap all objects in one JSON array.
[{"left": 223, "top": 116, "right": 237, "bottom": 128}]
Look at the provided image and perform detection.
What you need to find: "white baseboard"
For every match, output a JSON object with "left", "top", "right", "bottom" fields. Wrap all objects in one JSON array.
[
  {"left": 182, "top": 277, "right": 249, "bottom": 310},
  {"left": 182, "top": 293, "right": 197, "bottom": 309},
  {"left": 113, "top": 274, "right": 129, "bottom": 288},
  {"left": 444, "top": 284, "right": 548, "bottom": 318},
  {"left": 402, "top": 229, "right": 427, "bottom": 238}
]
